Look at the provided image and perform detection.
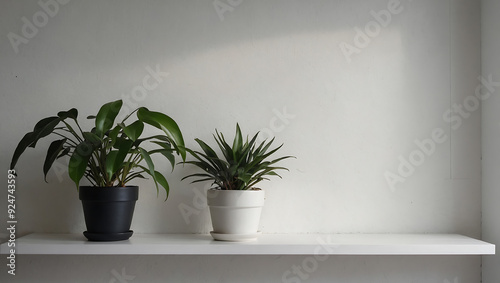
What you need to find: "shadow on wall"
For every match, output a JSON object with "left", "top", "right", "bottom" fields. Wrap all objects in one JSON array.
[{"left": 2, "top": 0, "right": 445, "bottom": 237}]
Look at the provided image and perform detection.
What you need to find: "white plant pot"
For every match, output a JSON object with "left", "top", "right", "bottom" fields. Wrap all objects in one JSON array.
[{"left": 207, "top": 189, "right": 265, "bottom": 242}]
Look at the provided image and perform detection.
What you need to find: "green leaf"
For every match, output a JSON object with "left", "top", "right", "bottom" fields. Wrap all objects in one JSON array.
[
  {"left": 181, "top": 173, "right": 214, "bottom": 181},
  {"left": 83, "top": 132, "right": 102, "bottom": 146},
  {"left": 123, "top": 172, "right": 146, "bottom": 184},
  {"left": 10, "top": 132, "right": 36, "bottom": 169},
  {"left": 57, "top": 147, "right": 71, "bottom": 159},
  {"left": 214, "top": 131, "right": 233, "bottom": 162},
  {"left": 137, "top": 148, "right": 172, "bottom": 200},
  {"left": 68, "top": 141, "right": 94, "bottom": 188},
  {"left": 183, "top": 160, "right": 219, "bottom": 176},
  {"left": 43, "top": 139, "right": 67, "bottom": 182},
  {"left": 122, "top": 120, "right": 144, "bottom": 141},
  {"left": 57, "top": 108, "right": 78, "bottom": 120},
  {"left": 11, "top": 116, "right": 63, "bottom": 169},
  {"left": 193, "top": 138, "right": 226, "bottom": 171},
  {"left": 186, "top": 147, "right": 228, "bottom": 173},
  {"left": 149, "top": 148, "right": 176, "bottom": 171},
  {"left": 137, "top": 107, "right": 185, "bottom": 160},
  {"left": 232, "top": 123, "right": 243, "bottom": 158},
  {"left": 30, "top": 116, "right": 62, "bottom": 148},
  {"left": 182, "top": 123, "right": 294, "bottom": 191},
  {"left": 105, "top": 151, "right": 119, "bottom": 182},
  {"left": 33, "top": 116, "right": 60, "bottom": 133},
  {"left": 134, "top": 135, "right": 170, "bottom": 147},
  {"left": 106, "top": 125, "right": 121, "bottom": 149},
  {"left": 138, "top": 147, "right": 158, "bottom": 192},
  {"left": 113, "top": 136, "right": 128, "bottom": 149},
  {"left": 95, "top": 100, "right": 123, "bottom": 137},
  {"left": 151, "top": 140, "right": 172, "bottom": 149},
  {"left": 153, "top": 171, "right": 170, "bottom": 201},
  {"left": 268, "top": 155, "right": 295, "bottom": 166},
  {"left": 187, "top": 177, "right": 218, "bottom": 184},
  {"left": 161, "top": 150, "right": 176, "bottom": 171},
  {"left": 234, "top": 133, "right": 259, "bottom": 168},
  {"left": 106, "top": 139, "right": 133, "bottom": 180},
  {"left": 195, "top": 138, "right": 218, "bottom": 159}
]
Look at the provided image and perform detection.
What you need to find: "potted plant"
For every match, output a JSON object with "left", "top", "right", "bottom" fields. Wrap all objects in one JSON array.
[
  {"left": 10, "top": 99, "right": 186, "bottom": 241},
  {"left": 182, "top": 124, "right": 293, "bottom": 241}
]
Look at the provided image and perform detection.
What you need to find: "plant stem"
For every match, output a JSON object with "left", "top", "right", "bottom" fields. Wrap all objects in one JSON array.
[
  {"left": 62, "top": 121, "right": 83, "bottom": 143},
  {"left": 121, "top": 108, "right": 139, "bottom": 124},
  {"left": 52, "top": 131, "right": 78, "bottom": 146}
]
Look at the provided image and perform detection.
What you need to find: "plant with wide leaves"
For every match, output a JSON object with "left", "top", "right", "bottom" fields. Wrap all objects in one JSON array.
[
  {"left": 10, "top": 99, "right": 185, "bottom": 200},
  {"left": 182, "top": 124, "right": 293, "bottom": 190}
]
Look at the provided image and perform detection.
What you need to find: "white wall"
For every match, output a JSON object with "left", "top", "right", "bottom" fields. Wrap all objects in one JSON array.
[
  {"left": 482, "top": 0, "right": 500, "bottom": 282},
  {"left": 0, "top": 0, "right": 482, "bottom": 282}
]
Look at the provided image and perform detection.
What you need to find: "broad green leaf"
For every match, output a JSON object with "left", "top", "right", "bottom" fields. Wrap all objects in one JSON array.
[
  {"left": 134, "top": 135, "right": 170, "bottom": 147},
  {"left": 113, "top": 136, "right": 130, "bottom": 149},
  {"left": 10, "top": 132, "right": 36, "bottom": 169},
  {"left": 136, "top": 165, "right": 168, "bottom": 200},
  {"left": 122, "top": 120, "right": 144, "bottom": 141},
  {"left": 57, "top": 147, "right": 71, "bottom": 159},
  {"left": 161, "top": 150, "right": 176, "bottom": 171},
  {"left": 153, "top": 171, "right": 169, "bottom": 200},
  {"left": 105, "top": 151, "right": 119, "bottom": 182},
  {"left": 11, "top": 116, "right": 64, "bottom": 169},
  {"left": 106, "top": 125, "right": 121, "bottom": 149},
  {"left": 137, "top": 107, "right": 185, "bottom": 160},
  {"left": 95, "top": 100, "right": 123, "bottom": 137},
  {"left": 83, "top": 132, "right": 101, "bottom": 146},
  {"left": 33, "top": 116, "right": 60, "bottom": 133},
  {"left": 57, "top": 108, "right": 78, "bottom": 120},
  {"left": 138, "top": 147, "right": 157, "bottom": 192},
  {"left": 149, "top": 148, "right": 176, "bottom": 171},
  {"left": 43, "top": 139, "right": 67, "bottom": 182},
  {"left": 30, "top": 116, "right": 62, "bottom": 148},
  {"left": 151, "top": 141, "right": 172, "bottom": 149},
  {"left": 108, "top": 139, "right": 133, "bottom": 178},
  {"left": 68, "top": 141, "right": 93, "bottom": 188}
]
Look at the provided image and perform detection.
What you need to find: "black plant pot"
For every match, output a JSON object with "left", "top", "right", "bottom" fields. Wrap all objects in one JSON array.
[{"left": 79, "top": 186, "right": 139, "bottom": 241}]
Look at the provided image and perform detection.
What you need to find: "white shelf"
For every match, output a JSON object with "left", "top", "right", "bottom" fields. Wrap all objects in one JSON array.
[{"left": 0, "top": 233, "right": 494, "bottom": 255}]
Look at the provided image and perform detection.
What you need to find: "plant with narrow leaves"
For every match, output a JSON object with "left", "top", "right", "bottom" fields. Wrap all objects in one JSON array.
[
  {"left": 10, "top": 99, "right": 186, "bottom": 200},
  {"left": 182, "top": 124, "right": 293, "bottom": 190}
]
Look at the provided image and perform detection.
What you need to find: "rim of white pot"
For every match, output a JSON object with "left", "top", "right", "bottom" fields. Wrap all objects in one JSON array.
[{"left": 207, "top": 189, "right": 265, "bottom": 207}]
